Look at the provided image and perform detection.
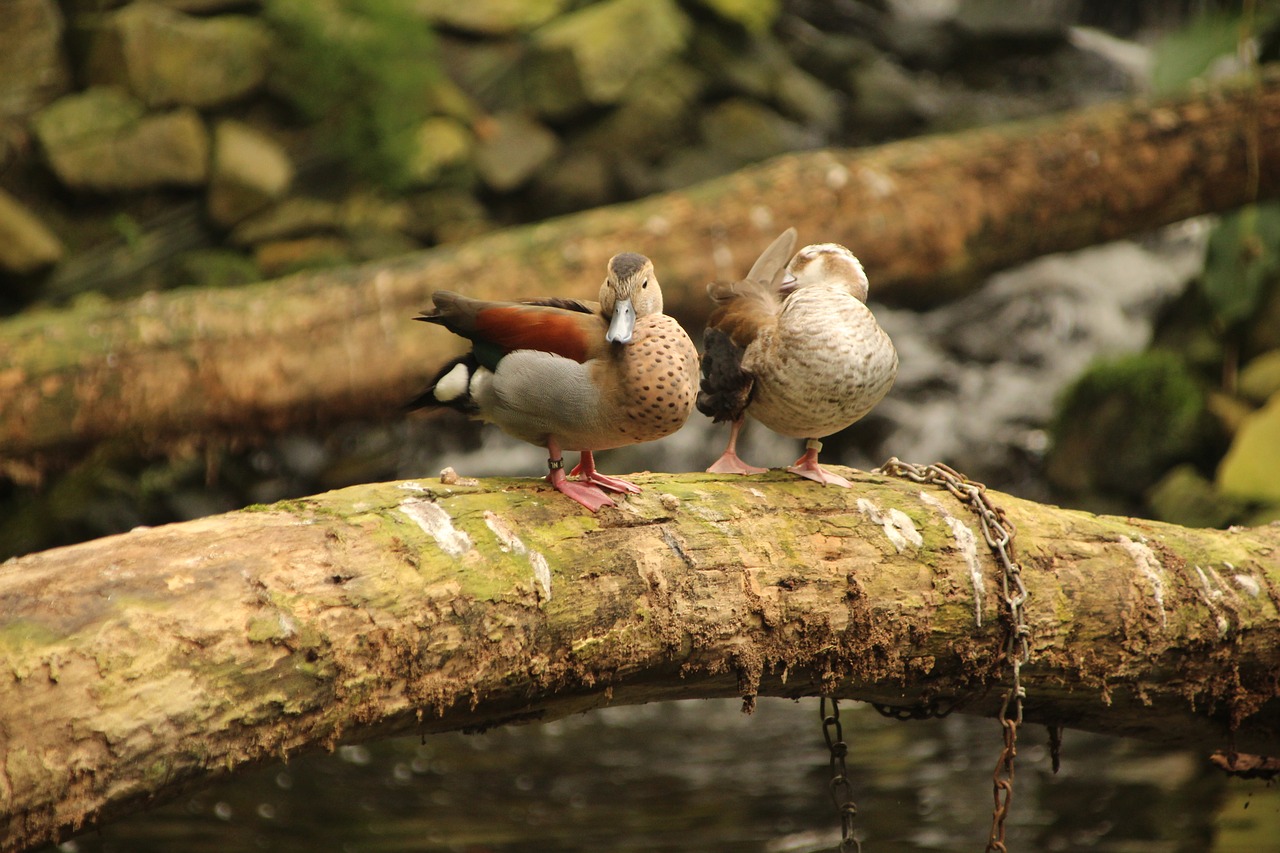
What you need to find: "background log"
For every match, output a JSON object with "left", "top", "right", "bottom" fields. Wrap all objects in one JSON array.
[
  {"left": 3, "top": 70, "right": 1280, "bottom": 470},
  {"left": 2, "top": 469, "right": 1278, "bottom": 852}
]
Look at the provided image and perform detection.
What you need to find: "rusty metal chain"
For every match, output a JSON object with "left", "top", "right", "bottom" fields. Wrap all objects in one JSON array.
[
  {"left": 873, "top": 458, "right": 1032, "bottom": 853},
  {"left": 821, "top": 697, "right": 862, "bottom": 853}
]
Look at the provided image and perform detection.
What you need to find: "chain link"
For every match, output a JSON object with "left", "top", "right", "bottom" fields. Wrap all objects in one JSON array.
[
  {"left": 1048, "top": 725, "right": 1064, "bottom": 774},
  {"left": 873, "top": 458, "right": 1033, "bottom": 853},
  {"left": 821, "top": 697, "right": 862, "bottom": 853}
]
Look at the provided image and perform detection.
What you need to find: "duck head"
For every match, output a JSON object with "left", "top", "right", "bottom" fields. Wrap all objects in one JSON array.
[
  {"left": 779, "top": 242, "right": 870, "bottom": 303},
  {"left": 601, "top": 252, "right": 662, "bottom": 344}
]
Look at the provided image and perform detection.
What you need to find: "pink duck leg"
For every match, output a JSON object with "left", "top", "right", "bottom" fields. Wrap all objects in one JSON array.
[
  {"left": 787, "top": 438, "right": 852, "bottom": 488},
  {"left": 545, "top": 440, "right": 615, "bottom": 511},
  {"left": 706, "top": 419, "right": 768, "bottom": 475},
  {"left": 570, "top": 450, "right": 642, "bottom": 494}
]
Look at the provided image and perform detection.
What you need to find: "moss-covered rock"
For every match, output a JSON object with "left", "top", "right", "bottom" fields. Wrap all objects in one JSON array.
[
  {"left": 405, "top": 117, "right": 474, "bottom": 187},
  {"left": 0, "top": 0, "right": 72, "bottom": 122},
  {"left": 1217, "top": 391, "right": 1280, "bottom": 503},
  {"left": 414, "top": 0, "right": 568, "bottom": 35},
  {"left": 33, "top": 87, "right": 209, "bottom": 191},
  {"left": 690, "top": 0, "right": 781, "bottom": 34},
  {"left": 1046, "top": 350, "right": 1211, "bottom": 499},
  {"left": 84, "top": 3, "right": 273, "bottom": 108},
  {"left": 525, "top": 0, "right": 692, "bottom": 116},
  {"left": 0, "top": 189, "right": 64, "bottom": 275},
  {"left": 1146, "top": 464, "right": 1251, "bottom": 529},
  {"left": 1238, "top": 349, "right": 1280, "bottom": 404},
  {"left": 207, "top": 120, "right": 294, "bottom": 228},
  {"left": 474, "top": 113, "right": 559, "bottom": 192}
]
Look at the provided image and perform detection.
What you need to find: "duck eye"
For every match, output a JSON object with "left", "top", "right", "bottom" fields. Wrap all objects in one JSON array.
[{"left": 641, "top": 279, "right": 648, "bottom": 289}]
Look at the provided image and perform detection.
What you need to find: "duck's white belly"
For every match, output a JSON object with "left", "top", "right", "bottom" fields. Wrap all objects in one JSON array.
[{"left": 744, "top": 289, "right": 897, "bottom": 439}]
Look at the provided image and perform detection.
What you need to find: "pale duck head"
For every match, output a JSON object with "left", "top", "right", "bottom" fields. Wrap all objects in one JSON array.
[{"left": 779, "top": 242, "right": 869, "bottom": 303}]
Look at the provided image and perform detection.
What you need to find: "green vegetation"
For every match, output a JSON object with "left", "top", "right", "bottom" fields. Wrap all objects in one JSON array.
[
  {"left": 1201, "top": 202, "right": 1280, "bottom": 330},
  {"left": 1151, "top": 11, "right": 1245, "bottom": 95},
  {"left": 263, "top": 0, "right": 445, "bottom": 190}
]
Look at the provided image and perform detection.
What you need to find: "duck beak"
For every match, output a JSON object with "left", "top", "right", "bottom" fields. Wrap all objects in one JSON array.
[
  {"left": 778, "top": 272, "right": 799, "bottom": 295},
  {"left": 606, "top": 297, "right": 635, "bottom": 344}
]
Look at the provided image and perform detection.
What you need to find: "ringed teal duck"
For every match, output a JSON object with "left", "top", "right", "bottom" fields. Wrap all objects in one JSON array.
[
  {"left": 409, "top": 253, "right": 700, "bottom": 511},
  {"left": 697, "top": 228, "right": 898, "bottom": 487}
]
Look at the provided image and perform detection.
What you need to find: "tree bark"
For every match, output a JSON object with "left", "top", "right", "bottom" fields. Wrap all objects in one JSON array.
[
  {"left": 1, "top": 469, "right": 1278, "bottom": 851},
  {"left": 2, "top": 71, "right": 1280, "bottom": 471}
]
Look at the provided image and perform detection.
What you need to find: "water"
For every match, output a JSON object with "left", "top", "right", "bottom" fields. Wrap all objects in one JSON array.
[{"left": 49, "top": 698, "right": 1280, "bottom": 853}]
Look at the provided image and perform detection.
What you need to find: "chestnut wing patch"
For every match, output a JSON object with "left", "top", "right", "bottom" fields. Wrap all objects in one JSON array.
[{"left": 473, "top": 305, "right": 596, "bottom": 364}]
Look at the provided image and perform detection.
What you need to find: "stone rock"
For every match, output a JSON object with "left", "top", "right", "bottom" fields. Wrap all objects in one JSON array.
[
  {"left": 703, "top": 34, "right": 841, "bottom": 134},
  {"left": 1147, "top": 464, "right": 1249, "bottom": 529},
  {"left": 1046, "top": 350, "right": 1209, "bottom": 500},
  {"left": 412, "top": 0, "right": 568, "bottom": 35},
  {"left": 848, "top": 56, "right": 930, "bottom": 137},
  {"left": 1239, "top": 349, "right": 1280, "bottom": 404},
  {"left": 954, "top": 0, "right": 1076, "bottom": 43},
  {"left": 0, "top": 0, "right": 72, "bottom": 121},
  {"left": 0, "top": 188, "right": 64, "bottom": 274},
  {"left": 404, "top": 189, "right": 492, "bottom": 243},
  {"left": 699, "top": 97, "right": 811, "bottom": 164},
  {"left": 526, "top": 0, "right": 692, "bottom": 116},
  {"left": 229, "top": 198, "right": 343, "bottom": 247},
  {"left": 1217, "top": 391, "right": 1280, "bottom": 503},
  {"left": 406, "top": 117, "right": 474, "bottom": 187},
  {"left": 688, "top": 0, "right": 781, "bottom": 34},
  {"left": 579, "top": 62, "right": 705, "bottom": 164},
  {"left": 654, "top": 97, "right": 814, "bottom": 191},
  {"left": 774, "top": 61, "right": 842, "bottom": 135},
  {"left": 1206, "top": 389, "right": 1255, "bottom": 438},
  {"left": 531, "top": 149, "right": 613, "bottom": 214},
  {"left": 474, "top": 112, "right": 560, "bottom": 192},
  {"left": 85, "top": 4, "right": 272, "bottom": 108},
  {"left": 436, "top": 36, "right": 525, "bottom": 113},
  {"left": 340, "top": 192, "right": 413, "bottom": 236},
  {"left": 207, "top": 120, "right": 294, "bottom": 228},
  {"left": 34, "top": 88, "right": 210, "bottom": 191}
]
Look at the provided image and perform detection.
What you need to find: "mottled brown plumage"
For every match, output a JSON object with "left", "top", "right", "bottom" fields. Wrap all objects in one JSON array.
[{"left": 698, "top": 229, "right": 898, "bottom": 486}]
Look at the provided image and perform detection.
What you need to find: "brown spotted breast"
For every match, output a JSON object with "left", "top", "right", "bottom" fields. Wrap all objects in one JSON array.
[{"left": 605, "top": 313, "right": 700, "bottom": 445}]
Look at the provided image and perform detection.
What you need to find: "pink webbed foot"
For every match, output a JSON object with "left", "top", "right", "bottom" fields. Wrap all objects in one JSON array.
[
  {"left": 787, "top": 440, "right": 852, "bottom": 488},
  {"left": 547, "top": 464, "right": 615, "bottom": 511},
  {"left": 706, "top": 419, "right": 766, "bottom": 475},
  {"left": 570, "top": 451, "right": 642, "bottom": 495},
  {"left": 707, "top": 450, "right": 768, "bottom": 475}
]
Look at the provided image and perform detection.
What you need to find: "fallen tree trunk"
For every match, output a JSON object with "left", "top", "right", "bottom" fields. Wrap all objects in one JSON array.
[
  {"left": 3, "top": 70, "right": 1280, "bottom": 471},
  {"left": 1, "top": 468, "right": 1278, "bottom": 851}
]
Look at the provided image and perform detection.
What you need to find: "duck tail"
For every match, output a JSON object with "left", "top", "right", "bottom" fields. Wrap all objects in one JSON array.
[
  {"left": 696, "top": 327, "right": 754, "bottom": 423},
  {"left": 405, "top": 354, "right": 484, "bottom": 414}
]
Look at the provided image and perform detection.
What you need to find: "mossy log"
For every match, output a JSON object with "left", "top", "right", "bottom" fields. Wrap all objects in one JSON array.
[
  {"left": 2, "top": 469, "right": 1279, "bottom": 852},
  {"left": 4, "top": 70, "right": 1280, "bottom": 471}
]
